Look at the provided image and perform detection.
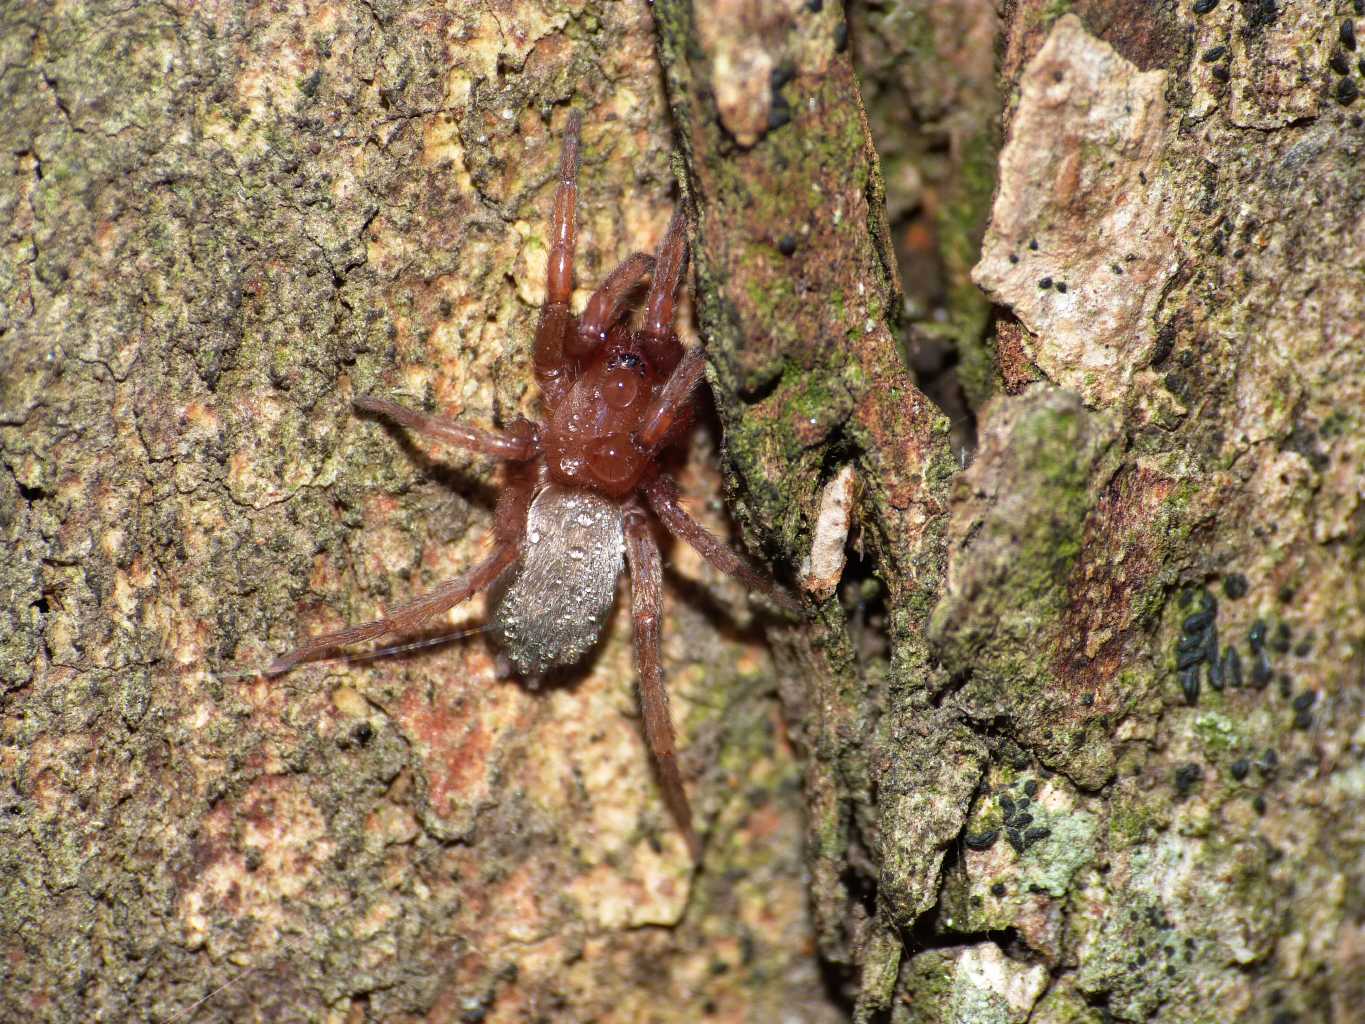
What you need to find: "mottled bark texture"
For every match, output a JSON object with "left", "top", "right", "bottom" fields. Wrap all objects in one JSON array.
[
  {"left": 0, "top": 3, "right": 836, "bottom": 1022},
  {"left": 659, "top": 1, "right": 1363, "bottom": 1023},
  {"left": 654, "top": 0, "right": 961, "bottom": 1006},
  {"left": 5, "top": 1, "right": 1364, "bottom": 1023}
]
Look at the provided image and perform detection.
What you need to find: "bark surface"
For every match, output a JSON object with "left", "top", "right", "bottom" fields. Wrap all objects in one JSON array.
[
  {"left": 1, "top": 3, "right": 831, "bottom": 1021},
  {"left": 3, "top": 2, "right": 1363, "bottom": 1023},
  {"left": 658, "top": 1, "right": 1363, "bottom": 1022}
]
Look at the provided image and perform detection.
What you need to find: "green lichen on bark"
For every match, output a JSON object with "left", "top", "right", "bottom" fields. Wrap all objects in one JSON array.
[
  {"left": 655, "top": 0, "right": 963, "bottom": 1008},
  {"left": 893, "top": 4, "right": 1363, "bottom": 1022}
]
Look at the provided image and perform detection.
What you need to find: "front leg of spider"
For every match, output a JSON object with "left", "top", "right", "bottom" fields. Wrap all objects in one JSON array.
[{"left": 267, "top": 110, "right": 799, "bottom": 863}]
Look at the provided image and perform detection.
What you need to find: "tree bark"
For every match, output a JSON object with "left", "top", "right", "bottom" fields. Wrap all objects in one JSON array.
[
  {"left": 657, "top": 0, "right": 1364, "bottom": 1022},
  {"left": 4, "top": 1, "right": 1363, "bottom": 1023},
  {"left": 1, "top": 2, "right": 833, "bottom": 1021}
]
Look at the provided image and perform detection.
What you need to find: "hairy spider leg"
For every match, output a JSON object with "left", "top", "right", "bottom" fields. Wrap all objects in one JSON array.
[
  {"left": 534, "top": 110, "right": 582, "bottom": 404},
  {"left": 571, "top": 251, "right": 655, "bottom": 358},
  {"left": 636, "top": 344, "right": 706, "bottom": 450},
  {"left": 353, "top": 396, "right": 540, "bottom": 461},
  {"left": 624, "top": 504, "right": 702, "bottom": 863},
  {"left": 266, "top": 462, "right": 538, "bottom": 675},
  {"left": 643, "top": 475, "right": 801, "bottom": 613},
  {"left": 641, "top": 209, "right": 688, "bottom": 341},
  {"left": 636, "top": 209, "right": 689, "bottom": 374}
]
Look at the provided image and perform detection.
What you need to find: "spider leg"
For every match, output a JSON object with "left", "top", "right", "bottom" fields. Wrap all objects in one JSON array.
[
  {"left": 267, "top": 462, "right": 537, "bottom": 675},
  {"left": 636, "top": 344, "right": 705, "bottom": 450},
  {"left": 265, "top": 549, "right": 518, "bottom": 675},
  {"left": 570, "top": 251, "right": 655, "bottom": 357},
  {"left": 545, "top": 111, "right": 580, "bottom": 309},
  {"left": 534, "top": 111, "right": 582, "bottom": 402},
  {"left": 642, "top": 208, "right": 689, "bottom": 343},
  {"left": 637, "top": 209, "right": 689, "bottom": 373},
  {"left": 644, "top": 474, "right": 801, "bottom": 613},
  {"left": 624, "top": 504, "right": 702, "bottom": 862},
  {"left": 354, "top": 396, "right": 540, "bottom": 461}
]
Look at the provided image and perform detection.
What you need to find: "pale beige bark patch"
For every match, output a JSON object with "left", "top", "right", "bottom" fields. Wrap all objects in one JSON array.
[{"left": 974, "top": 15, "right": 1176, "bottom": 408}]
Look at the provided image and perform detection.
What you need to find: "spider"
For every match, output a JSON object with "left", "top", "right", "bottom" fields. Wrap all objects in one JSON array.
[{"left": 267, "top": 112, "right": 799, "bottom": 861}]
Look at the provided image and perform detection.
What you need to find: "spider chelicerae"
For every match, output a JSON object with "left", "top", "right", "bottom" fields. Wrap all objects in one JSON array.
[{"left": 268, "top": 111, "right": 799, "bottom": 861}]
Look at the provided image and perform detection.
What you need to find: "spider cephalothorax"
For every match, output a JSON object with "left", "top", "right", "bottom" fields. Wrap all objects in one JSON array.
[{"left": 268, "top": 112, "right": 797, "bottom": 861}]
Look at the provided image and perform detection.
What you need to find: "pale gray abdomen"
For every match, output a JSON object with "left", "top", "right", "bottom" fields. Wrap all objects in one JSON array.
[{"left": 491, "top": 485, "right": 626, "bottom": 678}]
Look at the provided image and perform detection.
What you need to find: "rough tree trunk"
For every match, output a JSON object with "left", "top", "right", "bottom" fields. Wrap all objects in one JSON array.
[
  {"left": 3, "top": 2, "right": 1362, "bottom": 1024},
  {"left": 658, "top": 0, "right": 1363, "bottom": 1022},
  {"left": 1, "top": 2, "right": 830, "bottom": 1021}
]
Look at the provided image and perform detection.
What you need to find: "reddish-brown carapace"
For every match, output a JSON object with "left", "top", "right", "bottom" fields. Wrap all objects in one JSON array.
[{"left": 267, "top": 111, "right": 799, "bottom": 862}]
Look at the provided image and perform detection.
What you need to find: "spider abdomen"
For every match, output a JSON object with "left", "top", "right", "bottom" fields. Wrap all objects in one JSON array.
[{"left": 491, "top": 484, "right": 625, "bottom": 678}]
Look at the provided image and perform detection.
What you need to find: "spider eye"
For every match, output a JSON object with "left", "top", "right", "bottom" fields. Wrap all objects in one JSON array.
[{"left": 601, "top": 366, "right": 642, "bottom": 410}]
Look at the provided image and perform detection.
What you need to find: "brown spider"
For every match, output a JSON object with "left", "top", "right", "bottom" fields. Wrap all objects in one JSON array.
[{"left": 267, "top": 112, "right": 798, "bottom": 861}]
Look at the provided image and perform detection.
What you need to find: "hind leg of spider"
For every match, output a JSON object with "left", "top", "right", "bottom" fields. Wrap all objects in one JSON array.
[
  {"left": 265, "top": 547, "right": 519, "bottom": 676},
  {"left": 624, "top": 504, "right": 702, "bottom": 863},
  {"left": 267, "top": 462, "right": 537, "bottom": 675},
  {"left": 354, "top": 396, "right": 540, "bottom": 461},
  {"left": 643, "top": 474, "right": 800, "bottom": 613}
]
